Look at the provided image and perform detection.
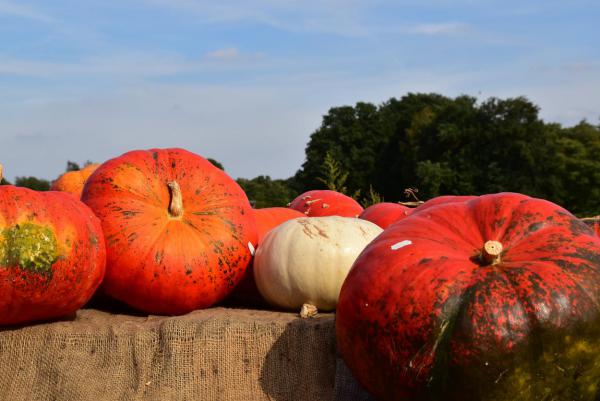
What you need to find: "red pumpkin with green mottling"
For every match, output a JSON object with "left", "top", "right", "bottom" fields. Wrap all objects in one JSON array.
[
  {"left": 82, "top": 148, "right": 257, "bottom": 315},
  {"left": 337, "top": 192, "right": 600, "bottom": 401},
  {"left": 0, "top": 165, "right": 106, "bottom": 325},
  {"left": 359, "top": 202, "right": 412, "bottom": 229},
  {"left": 289, "top": 190, "right": 363, "bottom": 217}
]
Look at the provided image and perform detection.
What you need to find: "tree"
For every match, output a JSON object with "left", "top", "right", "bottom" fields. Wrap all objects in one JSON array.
[
  {"left": 236, "top": 176, "right": 298, "bottom": 208},
  {"left": 207, "top": 158, "right": 225, "bottom": 171},
  {"left": 66, "top": 161, "right": 81, "bottom": 172},
  {"left": 295, "top": 92, "right": 599, "bottom": 215},
  {"left": 295, "top": 102, "right": 389, "bottom": 195},
  {"left": 15, "top": 176, "right": 50, "bottom": 191}
]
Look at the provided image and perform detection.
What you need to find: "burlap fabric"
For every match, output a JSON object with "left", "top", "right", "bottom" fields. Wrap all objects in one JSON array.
[{"left": 0, "top": 308, "right": 373, "bottom": 401}]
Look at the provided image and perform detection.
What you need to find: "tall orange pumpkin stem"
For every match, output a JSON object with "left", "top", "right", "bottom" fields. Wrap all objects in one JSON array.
[
  {"left": 481, "top": 240, "right": 503, "bottom": 265},
  {"left": 167, "top": 181, "right": 184, "bottom": 218}
]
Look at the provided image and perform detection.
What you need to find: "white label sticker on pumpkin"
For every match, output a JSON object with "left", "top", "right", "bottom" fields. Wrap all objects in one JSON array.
[
  {"left": 248, "top": 242, "right": 256, "bottom": 256},
  {"left": 391, "top": 240, "right": 412, "bottom": 250}
]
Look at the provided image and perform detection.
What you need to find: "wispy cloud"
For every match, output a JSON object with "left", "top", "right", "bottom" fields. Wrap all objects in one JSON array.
[
  {"left": 0, "top": 50, "right": 268, "bottom": 80},
  {"left": 142, "top": 0, "right": 374, "bottom": 37},
  {"left": 0, "top": 1, "right": 53, "bottom": 22},
  {"left": 406, "top": 22, "right": 471, "bottom": 35}
]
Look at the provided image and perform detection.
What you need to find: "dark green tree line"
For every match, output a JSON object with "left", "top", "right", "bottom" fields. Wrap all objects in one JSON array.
[{"left": 294, "top": 93, "right": 600, "bottom": 216}]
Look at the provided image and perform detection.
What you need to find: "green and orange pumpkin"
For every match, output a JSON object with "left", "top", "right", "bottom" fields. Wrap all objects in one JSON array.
[
  {"left": 0, "top": 164, "right": 106, "bottom": 325},
  {"left": 337, "top": 192, "right": 600, "bottom": 401}
]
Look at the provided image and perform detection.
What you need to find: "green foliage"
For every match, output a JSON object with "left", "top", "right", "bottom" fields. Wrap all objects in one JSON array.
[
  {"left": 295, "top": 93, "right": 600, "bottom": 216},
  {"left": 317, "top": 151, "right": 361, "bottom": 199},
  {"left": 14, "top": 176, "right": 50, "bottom": 191},
  {"left": 66, "top": 161, "right": 80, "bottom": 172},
  {"left": 0, "top": 177, "right": 10, "bottom": 185},
  {"left": 361, "top": 185, "right": 383, "bottom": 208},
  {"left": 295, "top": 102, "right": 389, "bottom": 195},
  {"left": 207, "top": 158, "right": 225, "bottom": 171},
  {"left": 236, "top": 176, "right": 298, "bottom": 208}
]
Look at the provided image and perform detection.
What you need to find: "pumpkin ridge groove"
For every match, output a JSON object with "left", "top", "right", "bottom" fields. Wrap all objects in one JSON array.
[{"left": 426, "top": 286, "right": 473, "bottom": 398}]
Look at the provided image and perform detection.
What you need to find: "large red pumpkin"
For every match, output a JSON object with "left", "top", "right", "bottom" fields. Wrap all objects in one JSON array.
[
  {"left": 337, "top": 192, "right": 600, "bottom": 401},
  {"left": 81, "top": 148, "right": 257, "bottom": 314},
  {"left": 230, "top": 207, "right": 305, "bottom": 304},
  {"left": 288, "top": 190, "right": 363, "bottom": 217},
  {"left": 0, "top": 165, "right": 106, "bottom": 325},
  {"left": 358, "top": 202, "right": 412, "bottom": 229}
]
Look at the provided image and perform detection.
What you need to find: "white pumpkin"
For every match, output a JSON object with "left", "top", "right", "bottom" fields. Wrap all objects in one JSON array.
[{"left": 253, "top": 216, "right": 383, "bottom": 314}]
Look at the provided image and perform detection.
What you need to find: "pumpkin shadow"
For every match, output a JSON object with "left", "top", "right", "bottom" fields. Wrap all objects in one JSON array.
[{"left": 259, "top": 315, "right": 374, "bottom": 401}]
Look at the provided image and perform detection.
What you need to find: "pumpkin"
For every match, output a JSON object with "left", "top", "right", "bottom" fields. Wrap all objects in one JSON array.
[
  {"left": 81, "top": 148, "right": 257, "bottom": 314},
  {"left": 253, "top": 207, "right": 305, "bottom": 242},
  {"left": 254, "top": 216, "right": 382, "bottom": 314},
  {"left": 412, "top": 194, "right": 477, "bottom": 214},
  {"left": 288, "top": 190, "right": 363, "bottom": 217},
  {"left": 0, "top": 164, "right": 106, "bottom": 325},
  {"left": 359, "top": 202, "right": 412, "bottom": 229},
  {"left": 583, "top": 217, "right": 600, "bottom": 237},
  {"left": 336, "top": 192, "right": 600, "bottom": 401},
  {"left": 230, "top": 207, "right": 305, "bottom": 304},
  {"left": 50, "top": 163, "right": 100, "bottom": 198}
]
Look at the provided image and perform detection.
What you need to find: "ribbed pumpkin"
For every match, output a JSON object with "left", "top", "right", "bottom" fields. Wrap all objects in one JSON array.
[
  {"left": 359, "top": 202, "right": 412, "bottom": 229},
  {"left": 253, "top": 207, "right": 305, "bottom": 242},
  {"left": 288, "top": 190, "right": 363, "bottom": 217},
  {"left": 254, "top": 216, "right": 382, "bottom": 314},
  {"left": 50, "top": 163, "right": 100, "bottom": 198},
  {"left": 0, "top": 164, "right": 106, "bottom": 325},
  {"left": 230, "top": 207, "right": 305, "bottom": 304},
  {"left": 337, "top": 193, "right": 600, "bottom": 401},
  {"left": 81, "top": 148, "right": 257, "bottom": 314},
  {"left": 412, "top": 195, "right": 477, "bottom": 214}
]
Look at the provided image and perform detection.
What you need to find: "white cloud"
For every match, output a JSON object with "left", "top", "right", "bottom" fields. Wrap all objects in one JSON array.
[
  {"left": 406, "top": 22, "right": 471, "bottom": 35},
  {"left": 204, "top": 48, "right": 240, "bottom": 61},
  {"left": 0, "top": 1, "right": 53, "bottom": 22}
]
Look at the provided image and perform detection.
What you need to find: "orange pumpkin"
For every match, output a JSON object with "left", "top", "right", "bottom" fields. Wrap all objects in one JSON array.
[
  {"left": 50, "top": 163, "right": 100, "bottom": 198},
  {"left": 0, "top": 164, "right": 106, "bottom": 325},
  {"left": 82, "top": 148, "right": 257, "bottom": 314},
  {"left": 230, "top": 207, "right": 304, "bottom": 304}
]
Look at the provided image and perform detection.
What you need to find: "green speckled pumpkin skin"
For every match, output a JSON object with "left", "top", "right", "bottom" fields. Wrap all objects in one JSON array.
[
  {"left": 337, "top": 193, "right": 600, "bottom": 401},
  {"left": 0, "top": 186, "right": 106, "bottom": 325}
]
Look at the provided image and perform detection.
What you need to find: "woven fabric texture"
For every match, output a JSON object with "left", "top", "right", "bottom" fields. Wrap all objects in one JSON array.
[{"left": 0, "top": 308, "right": 373, "bottom": 401}]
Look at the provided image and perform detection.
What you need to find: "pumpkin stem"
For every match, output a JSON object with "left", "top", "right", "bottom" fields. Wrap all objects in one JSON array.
[
  {"left": 481, "top": 240, "right": 503, "bottom": 265},
  {"left": 300, "top": 303, "right": 318, "bottom": 318},
  {"left": 0, "top": 164, "right": 3, "bottom": 182},
  {"left": 167, "top": 181, "right": 184, "bottom": 218}
]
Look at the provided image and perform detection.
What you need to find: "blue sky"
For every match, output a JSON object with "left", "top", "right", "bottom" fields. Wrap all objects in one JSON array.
[{"left": 1, "top": 0, "right": 599, "bottom": 182}]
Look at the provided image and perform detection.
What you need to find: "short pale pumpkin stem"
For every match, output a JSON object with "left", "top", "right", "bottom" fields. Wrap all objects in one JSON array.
[
  {"left": 167, "top": 181, "right": 184, "bottom": 218},
  {"left": 0, "top": 164, "right": 3, "bottom": 182},
  {"left": 481, "top": 240, "right": 503, "bottom": 265},
  {"left": 300, "top": 303, "right": 318, "bottom": 318}
]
